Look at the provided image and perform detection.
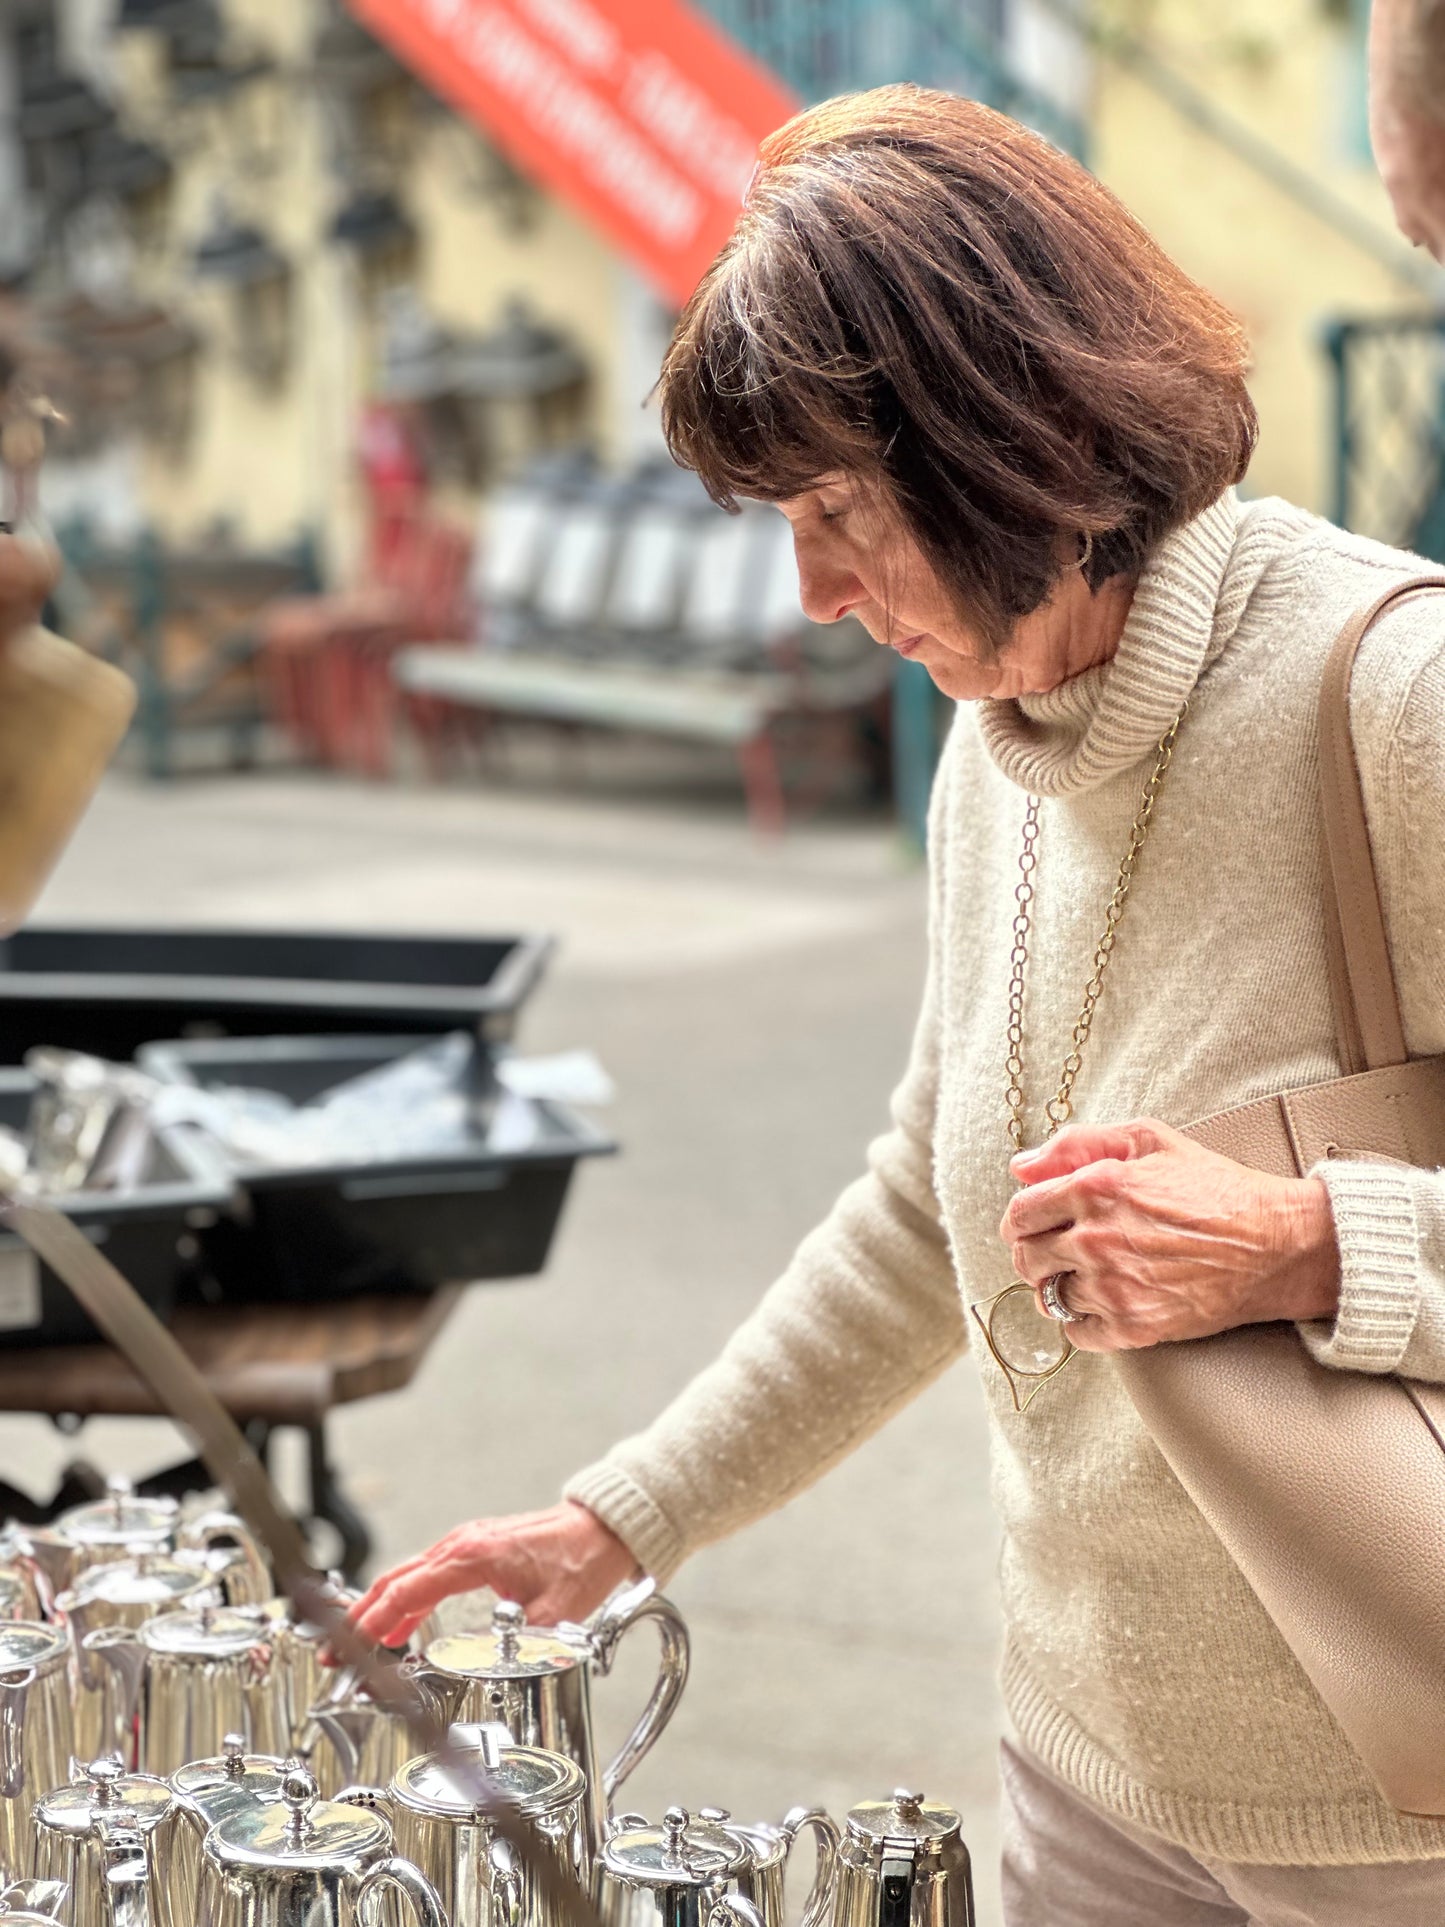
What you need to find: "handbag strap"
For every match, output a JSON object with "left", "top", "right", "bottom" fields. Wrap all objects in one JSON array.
[{"left": 1317, "top": 576, "right": 1445, "bottom": 1075}]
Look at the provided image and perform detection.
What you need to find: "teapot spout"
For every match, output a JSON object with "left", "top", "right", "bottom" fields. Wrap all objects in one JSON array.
[
  {"left": 81, "top": 1630, "right": 147, "bottom": 1771},
  {"left": 0, "top": 1667, "right": 34, "bottom": 1798}
]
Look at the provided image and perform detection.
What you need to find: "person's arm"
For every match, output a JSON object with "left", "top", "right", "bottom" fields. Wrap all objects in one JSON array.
[
  {"left": 351, "top": 735, "right": 970, "bottom": 1642},
  {"left": 1371, "top": 0, "right": 1445, "bottom": 257},
  {"left": 1294, "top": 607, "right": 1445, "bottom": 1378}
]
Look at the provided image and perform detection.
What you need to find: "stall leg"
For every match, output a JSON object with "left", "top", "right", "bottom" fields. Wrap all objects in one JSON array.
[{"left": 305, "top": 1423, "right": 371, "bottom": 1583}]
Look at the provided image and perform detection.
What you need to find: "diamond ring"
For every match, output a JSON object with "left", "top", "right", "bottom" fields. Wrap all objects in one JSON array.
[{"left": 1041, "top": 1275, "right": 1081, "bottom": 1323}]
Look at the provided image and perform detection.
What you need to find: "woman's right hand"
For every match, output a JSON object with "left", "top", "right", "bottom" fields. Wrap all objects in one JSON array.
[{"left": 349, "top": 1501, "right": 641, "bottom": 1648}]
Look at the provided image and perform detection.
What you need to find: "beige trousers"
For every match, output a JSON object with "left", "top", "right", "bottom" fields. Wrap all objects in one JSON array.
[{"left": 1000, "top": 1739, "right": 1445, "bottom": 1926}]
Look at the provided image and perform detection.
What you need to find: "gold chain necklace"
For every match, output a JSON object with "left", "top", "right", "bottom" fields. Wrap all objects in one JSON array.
[{"left": 971, "top": 702, "right": 1188, "bottom": 1413}]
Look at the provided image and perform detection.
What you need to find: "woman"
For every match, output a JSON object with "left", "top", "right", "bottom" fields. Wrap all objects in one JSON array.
[{"left": 352, "top": 88, "right": 1445, "bottom": 1923}]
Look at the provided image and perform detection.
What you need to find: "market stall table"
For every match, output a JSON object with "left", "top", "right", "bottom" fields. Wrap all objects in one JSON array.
[{"left": 0, "top": 1287, "right": 460, "bottom": 1580}]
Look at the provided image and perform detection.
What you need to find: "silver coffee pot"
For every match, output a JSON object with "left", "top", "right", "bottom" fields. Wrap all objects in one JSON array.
[
  {"left": 22, "top": 1479, "right": 270, "bottom": 1606},
  {"left": 418, "top": 1580, "right": 689, "bottom": 1851},
  {"left": 597, "top": 1809, "right": 766, "bottom": 1927},
  {"left": 196, "top": 1764, "right": 449, "bottom": 1927},
  {"left": 58, "top": 1551, "right": 226, "bottom": 1761},
  {"left": 83, "top": 1604, "right": 282, "bottom": 1776},
  {"left": 337, "top": 1721, "right": 589, "bottom": 1927},
  {"left": 164, "top": 1731, "right": 295, "bottom": 1927},
  {"left": 0, "top": 1621, "right": 75, "bottom": 1878},
  {"left": 696, "top": 1807, "right": 839, "bottom": 1927},
  {"left": 832, "top": 1792, "right": 974, "bottom": 1927},
  {"left": 31, "top": 1758, "right": 174, "bottom": 1927}
]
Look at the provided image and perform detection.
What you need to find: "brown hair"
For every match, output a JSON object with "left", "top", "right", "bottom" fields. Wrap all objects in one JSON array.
[{"left": 659, "top": 85, "right": 1257, "bottom": 654}]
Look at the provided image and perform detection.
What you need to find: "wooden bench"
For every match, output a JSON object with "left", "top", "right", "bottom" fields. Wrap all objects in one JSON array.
[{"left": 395, "top": 645, "right": 889, "bottom": 833}]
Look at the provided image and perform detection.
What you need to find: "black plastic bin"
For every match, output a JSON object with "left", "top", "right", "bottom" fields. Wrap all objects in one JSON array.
[
  {"left": 139, "top": 1036, "right": 614, "bottom": 1303},
  {"left": 0, "top": 928, "right": 554, "bottom": 1065},
  {"left": 0, "top": 1071, "right": 235, "bottom": 1348}
]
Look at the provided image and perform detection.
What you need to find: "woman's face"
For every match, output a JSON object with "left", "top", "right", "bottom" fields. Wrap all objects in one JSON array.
[{"left": 773, "top": 477, "right": 1112, "bottom": 701}]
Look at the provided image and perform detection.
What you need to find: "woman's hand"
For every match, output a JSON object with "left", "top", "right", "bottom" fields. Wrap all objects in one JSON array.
[
  {"left": 349, "top": 1501, "right": 640, "bottom": 1648},
  {"left": 999, "top": 1119, "right": 1341, "bottom": 1352}
]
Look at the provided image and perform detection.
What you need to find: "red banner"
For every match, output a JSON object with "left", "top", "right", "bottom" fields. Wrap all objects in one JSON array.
[{"left": 347, "top": 0, "right": 798, "bottom": 308}]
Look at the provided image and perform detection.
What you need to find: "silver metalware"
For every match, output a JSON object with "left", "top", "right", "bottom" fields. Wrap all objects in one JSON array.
[
  {"left": 597, "top": 1810, "right": 765, "bottom": 1927},
  {"left": 698, "top": 1808, "right": 839, "bottom": 1927},
  {"left": 196, "top": 1763, "right": 448, "bottom": 1927},
  {"left": 418, "top": 1579, "right": 689, "bottom": 1851},
  {"left": 307, "top": 1652, "right": 440, "bottom": 1801},
  {"left": 21, "top": 1480, "right": 270, "bottom": 1605},
  {"left": 58, "top": 1551, "right": 225, "bottom": 1762},
  {"left": 257, "top": 1579, "right": 358, "bottom": 1761},
  {"left": 0, "top": 1880, "right": 71, "bottom": 1924},
  {"left": 83, "top": 1605, "right": 282, "bottom": 1777},
  {"left": 832, "top": 1791, "right": 975, "bottom": 1927},
  {"left": 31, "top": 1758, "right": 173, "bottom": 1927},
  {"left": 167, "top": 1733, "right": 293, "bottom": 1927},
  {"left": 337, "top": 1721, "right": 588, "bottom": 1927},
  {"left": 0, "top": 1620, "right": 75, "bottom": 1878},
  {"left": 0, "top": 1531, "right": 44, "bottom": 1621}
]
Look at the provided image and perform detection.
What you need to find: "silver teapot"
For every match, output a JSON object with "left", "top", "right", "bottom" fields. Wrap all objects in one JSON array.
[
  {"left": 337, "top": 1722, "right": 589, "bottom": 1927},
  {"left": 0, "top": 1531, "right": 44, "bottom": 1621},
  {"left": 597, "top": 1809, "right": 766, "bottom": 1927},
  {"left": 307, "top": 1651, "right": 439, "bottom": 1799},
  {"left": 696, "top": 1807, "right": 839, "bottom": 1927},
  {"left": 196, "top": 1764, "right": 448, "bottom": 1927},
  {"left": 833, "top": 1792, "right": 974, "bottom": 1927},
  {"left": 167, "top": 1733, "right": 294, "bottom": 1927},
  {"left": 83, "top": 1605, "right": 282, "bottom": 1777},
  {"left": 418, "top": 1580, "right": 688, "bottom": 1851},
  {"left": 31, "top": 1758, "right": 174, "bottom": 1927},
  {"left": 0, "top": 1620, "right": 75, "bottom": 1877},
  {"left": 22, "top": 1481, "right": 270, "bottom": 1607},
  {"left": 58, "top": 1552, "right": 226, "bottom": 1761}
]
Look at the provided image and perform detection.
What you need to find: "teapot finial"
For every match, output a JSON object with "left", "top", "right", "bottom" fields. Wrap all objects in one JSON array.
[
  {"left": 892, "top": 1791, "right": 923, "bottom": 1819},
  {"left": 492, "top": 1599, "right": 524, "bottom": 1658},
  {"left": 86, "top": 1756, "right": 125, "bottom": 1807},
  {"left": 282, "top": 1764, "right": 318, "bottom": 1844},
  {"left": 105, "top": 1476, "right": 133, "bottom": 1518},
  {"left": 662, "top": 1807, "right": 689, "bottom": 1862},
  {"left": 222, "top": 1733, "right": 246, "bottom": 1779}
]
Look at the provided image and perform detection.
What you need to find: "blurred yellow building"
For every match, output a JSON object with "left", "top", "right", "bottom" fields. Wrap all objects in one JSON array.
[{"left": 7, "top": 0, "right": 1437, "bottom": 573}]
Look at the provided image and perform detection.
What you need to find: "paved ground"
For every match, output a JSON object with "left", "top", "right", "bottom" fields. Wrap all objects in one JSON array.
[{"left": 0, "top": 764, "right": 1005, "bottom": 1922}]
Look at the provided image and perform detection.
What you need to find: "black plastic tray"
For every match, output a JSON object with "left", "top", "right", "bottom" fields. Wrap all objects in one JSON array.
[
  {"left": 0, "top": 927, "right": 554, "bottom": 1064},
  {"left": 140, "top": 1035, "right": 614, "bottom": 1303},
  {"left": 0, "top": 1071, "right": 235, "bottom": 1348}
]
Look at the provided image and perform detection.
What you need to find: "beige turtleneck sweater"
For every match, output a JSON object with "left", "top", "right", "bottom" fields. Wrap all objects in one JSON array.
[{"left": 566, "top": 490, "right": 1445, "bottom": 1866}]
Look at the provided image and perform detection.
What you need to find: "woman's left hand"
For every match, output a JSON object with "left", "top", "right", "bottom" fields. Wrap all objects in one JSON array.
[{"left": 999, "top": 1119, "right": 1341, "bottom": 1351}]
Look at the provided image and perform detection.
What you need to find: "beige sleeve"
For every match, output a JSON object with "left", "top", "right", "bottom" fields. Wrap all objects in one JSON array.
[
  {"left": 562, "top": 750, "right": 969, "bottom": 1583},
  {"left": 1298, "top": 603, "right": 1445, "bottom": 1378}
]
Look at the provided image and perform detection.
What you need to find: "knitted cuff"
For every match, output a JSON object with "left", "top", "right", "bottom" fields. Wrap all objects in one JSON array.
[
  {"left": 562, "top": 1461, "right": 686, "bottom": 1586},
  {"left": 1297, "top": 1159, "right": 1421, "bottom": 1374}
]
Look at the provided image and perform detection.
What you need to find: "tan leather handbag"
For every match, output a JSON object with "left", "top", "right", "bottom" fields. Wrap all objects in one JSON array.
[{"left": 1117, "top": 575, "right": 1445, "bottom": 1817}]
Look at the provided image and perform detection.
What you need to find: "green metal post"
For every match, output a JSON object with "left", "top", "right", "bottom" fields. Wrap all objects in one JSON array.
[
  {"left": 132, "top": 528, "right": 170, "bottom": 781},
  {"left": 892, "top": 655, "right": 940, "bottom": 854}
]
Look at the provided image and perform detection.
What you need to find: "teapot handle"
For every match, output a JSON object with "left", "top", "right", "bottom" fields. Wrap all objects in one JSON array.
[
  {"left": 487, "top": 1837, "right": 523, "bottom": 1927},
  {"left": 356, "top": 1857, "right": 449, "bottom": 1927},
  {"left": 777, "top": 1808, "right": 841, "bottom": 1927},
  {"left": 94, "top": 1821, "right": 150, "bottom": 1927},
  {"left": 587, "top": 1578, "right": 689, "bottom": 1808},
  {"left": 184, "top": 1514, "right": 271, "bottom": 1608},
  {"left": 704, "top": 1881, "right": 765, "bottom": 1927}
]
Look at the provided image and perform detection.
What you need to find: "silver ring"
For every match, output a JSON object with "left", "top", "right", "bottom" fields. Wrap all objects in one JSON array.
[{"left": 1041, "top": 1275, "right": 1080, "bottom": 1324}]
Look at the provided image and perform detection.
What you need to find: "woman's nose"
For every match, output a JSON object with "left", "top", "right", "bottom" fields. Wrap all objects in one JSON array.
[{"left": 795, "top": 551, "right": 864, "bottom": 625}]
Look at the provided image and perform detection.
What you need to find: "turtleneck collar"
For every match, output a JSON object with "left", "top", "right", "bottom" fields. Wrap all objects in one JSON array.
[{"left": 976, "top": 490, "right": 1264, "bottom": 796}]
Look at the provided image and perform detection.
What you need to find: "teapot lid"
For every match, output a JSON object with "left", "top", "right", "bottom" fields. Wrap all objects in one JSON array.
[
  {"left": 602, "top": 1808, "right": 750, "bottom": 1887},
  {"left": 844, "top": 1791, "right": 961, "bottom": 1854},
  {"left": 35, "top": 1759, "right": 173, "bottom": 1836},
  {"left": 395, "top": 1732, "right": 585, "bottom": 1819},
  {"left": 61, "top": 1479, "right": 178, "bottom": 1547},
  {"left": 426, "top": 1601, "right": 585, "bottom": 1680},
  {"left": 62, "top": 1550, "right": 214, "bottom": 1611},
  {"left": 0, "top": 1620, "right": 67, "bottom": 1675},
  {"left": 142, "top": 1604, "right": 268, "bottom": 1658},
  {"left": 171, "top": 1733, "right": 290, "bottom": 1811},
  {"left": 208, "top": 1767, "right": 388, "bottom": 1875}
]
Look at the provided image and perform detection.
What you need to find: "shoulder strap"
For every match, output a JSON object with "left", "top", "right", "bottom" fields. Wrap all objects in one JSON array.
[{"left": 1317, "top": 575, "right": 1445, "bottom": 1074}]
